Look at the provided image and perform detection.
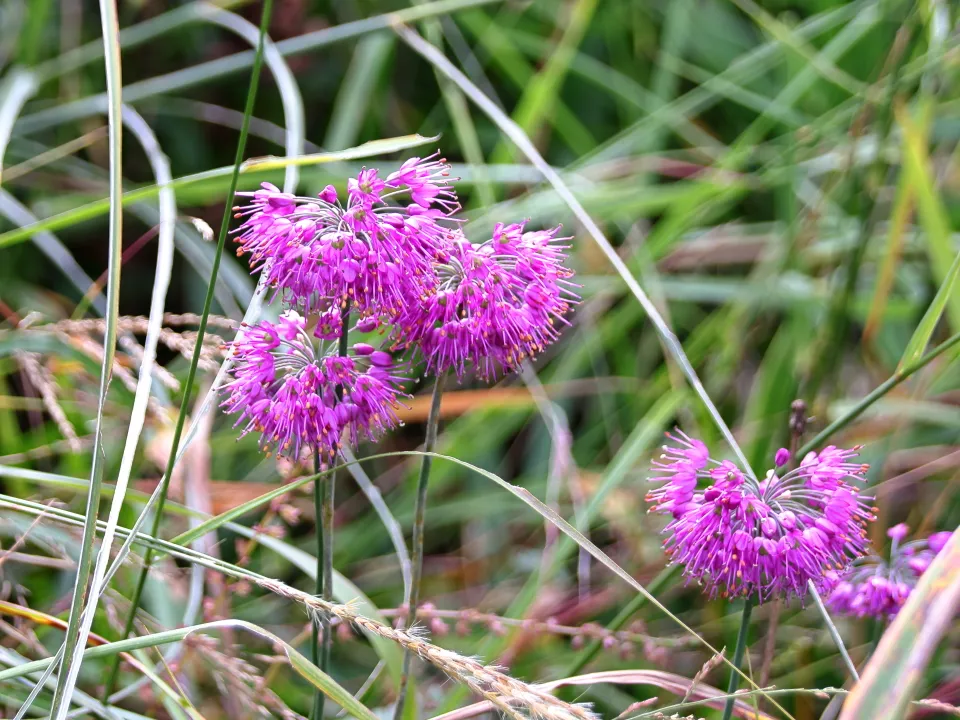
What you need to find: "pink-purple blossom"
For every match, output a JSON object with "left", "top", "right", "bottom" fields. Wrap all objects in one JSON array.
[
  {"left": 393, "top": 221, "right": 578, "bottom": 380},
  {"left": 221, "top": 311, "right": 406, "bottom": 462},
  {"left": 826, "top": 525, "right": 951, "bottom": 618},
  {"left": 231, "top": 154, "right": 460, "bottom": 324},
  {"left": 646, "top": 434, "right": 876, "bottom": 603}
]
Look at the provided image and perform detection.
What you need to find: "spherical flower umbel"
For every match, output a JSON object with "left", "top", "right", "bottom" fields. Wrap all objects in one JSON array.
[
  {"left": 231, "top": 153, "right": 460, "bottom": 323},
  {"left": 826, "top": 524, "right": 952, "bottom": 618},
  {"left": 646, "top": 433, "right": 876, "bottom": 604},
  {"left": 394, "top": 220, "right": 578, "bottom": 380},
  {"left": 221, "top": 311, "right": 406, "bottom": 462}
]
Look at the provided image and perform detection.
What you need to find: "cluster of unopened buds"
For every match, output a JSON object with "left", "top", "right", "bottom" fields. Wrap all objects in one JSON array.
[{"left": 222, "top": 154, "right": 577, "bottom": 461}]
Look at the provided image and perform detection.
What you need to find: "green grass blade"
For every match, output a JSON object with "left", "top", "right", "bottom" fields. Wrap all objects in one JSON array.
[
  {"left": 48, "top": 0, "right": 124, "bottom": 715},
  {"left": 287, "top": 650, "right": 381, "bottom": 720},
  {"left": 0, "top": 133, "right": 440, "bottom": 248},
  {"left": 0, "top": 190, "right": 106, "bottom": 314},
  {"left": 798, "top": 330, "right": 960, "bottom": 457},
  {"left": 456, "top": 9, "right": 597, "bottom": 156},
  {"left": 421, "top": 17, "right": 494, "bottom": 209},
  {"left": 839, "top": 528, "right": 960, "bottom": 720},
  {"left": 896, "top": 101, "right": 960, "bottom": 366},
  {"left": 728, "top": 0, "right": 866, "bottom": 96},
  {"left": 34, "top": 2, "right": 244, "bottom": 82}
]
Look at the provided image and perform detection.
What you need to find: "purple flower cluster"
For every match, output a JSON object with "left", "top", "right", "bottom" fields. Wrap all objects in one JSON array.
[
  {"left": 222, "top": 311, "right": 405, "bottom": 463},
  {"left": 826, "top": 524, "right": 952, "bottom": 618},
  {"left": 232, "top": 155, "right": 458, "bottom": 324},
  {"left": 394, "top": 221, "right": 577, "bottom": 379},
  {"left": 223, "top": 154, "right": 577, "bottom": 459},
  {"left": 646, "top": 433, "right": 876, "bottom": 603}
]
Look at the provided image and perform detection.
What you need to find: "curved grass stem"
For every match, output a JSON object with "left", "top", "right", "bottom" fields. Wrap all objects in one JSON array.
[
  {"left": 721, "top": 597, "right": 755, "bottom": 720},
  {"left": 101, "top": 0, "right": 275, "bottom": 700},
  {"left": 394, "top": 371, "right": 447, "bottom": 720}
]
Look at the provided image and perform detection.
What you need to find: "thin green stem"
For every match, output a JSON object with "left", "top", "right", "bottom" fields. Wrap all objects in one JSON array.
[
  {"left": 314, "top": 309, "right": 350, "bottom": 720},
  {"left": 721, "top": 598, "right": 755, "bottom": 720},
  {"left": 101, "top": 0, "right": 274, "bottom": 700},
  {"left": 797, "top": 329, "right": 960, "bottom": 457},
  {"left": 809, "top": 580, "right": 860, "bottom": 682},
  {"left": 563, "top": 565, "right": 677, "bottom": 677},
  {"left": 311, "top": 448, "right": 325, "bottom": 720},
  {"left": 394, "top": 371, "right": 447, "bottom": 720}
]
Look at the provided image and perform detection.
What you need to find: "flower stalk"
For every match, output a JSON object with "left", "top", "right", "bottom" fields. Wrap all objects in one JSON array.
[
  {"left": 721, "top": 598, "right": 754, "bottom": 720},
  {"left": 395, "top": 370, "right": 446, "bottom": 720},
  {"left": 313, "top": 309, "right": 350, "bottom": 719}
]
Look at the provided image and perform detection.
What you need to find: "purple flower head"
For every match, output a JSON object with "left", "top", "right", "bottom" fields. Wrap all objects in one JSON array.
[
  {"left": 231, "top": 155, "right": 460, "bottom": 322},
  {"left": 221, "top": 311, "right": 407, "bottom": 463},
  {"left": 394, "top": 221, "right": 578, "bottom": 380},
  {"left": 827, "top": 525, "right": 948, "bottom": 619},
  {"left": 647, "top": 435, "right": 876, "bottom": 604}
]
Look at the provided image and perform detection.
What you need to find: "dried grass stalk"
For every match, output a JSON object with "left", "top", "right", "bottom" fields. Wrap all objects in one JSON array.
[
  {"left": 682, "top": 647, "right": 726, "bottom": 703},
  {"left": 14, "top": 351, "right": 81, "bottom": 452},
  {"left": 258, "top": 578, "right": 596, "bottom": 720}
]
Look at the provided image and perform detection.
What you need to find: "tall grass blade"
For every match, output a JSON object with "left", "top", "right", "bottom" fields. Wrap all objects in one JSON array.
[
  {"left": 0, "top": 133, "right": 441, "bottom": 248},
  {"left": 325, "top": 35, "right": 394, "bottom": 151},
  {"left": 489, "top": 0, "right": 599, "bottom": 165},
  {"left": 896, "top": 102, "right": 960, "bottom": 366},
  {"left": 48, "top": 0, "right": 124, "bottom": 715}
]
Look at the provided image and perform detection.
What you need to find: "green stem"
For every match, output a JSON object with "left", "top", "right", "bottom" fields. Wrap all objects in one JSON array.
[
  {"left": 101, "top": 0, "right": 274, "bottom": 700},
  {"left": 314, "top": 310, "right": 350, "bottom": 720},
  {"left": 721, "top": 597, "right": 755, "bottom": 720},
  {"left": 394, "top": 371, "right": 446, "bottom": 720},
  {"left": 797, "top": 329, "right": 960, "bottom": 458},
  {"left": 563, "top": 565, "right": 677, "bottom": 677},
  {"left": 311, "top": 448, "right": 326, "bottom": 720}
]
